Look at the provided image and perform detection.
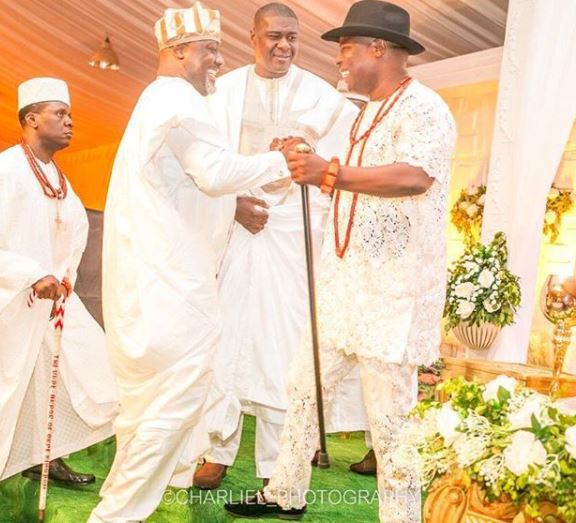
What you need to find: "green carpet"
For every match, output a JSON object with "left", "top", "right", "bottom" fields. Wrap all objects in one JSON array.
[{"left": 0, "top": 416, "right": 378, "bottom": 522}]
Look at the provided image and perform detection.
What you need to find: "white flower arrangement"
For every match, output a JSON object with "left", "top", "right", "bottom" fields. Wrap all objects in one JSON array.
[
  {"left": 544, "top": 187, "right": 575, "bottom": 243},
  {"left": 450, "top": 184, "right": 486, "bottom": 247},
  {"left": 406, "top": 376, "right": 576, "bottom": 521},
  {"left": 444, "top": 232, "right": 521, "bottom": 330}
]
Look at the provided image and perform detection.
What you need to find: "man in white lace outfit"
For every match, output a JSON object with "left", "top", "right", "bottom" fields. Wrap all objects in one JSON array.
[{"left": 224, "top": 1, "right": 456, "bottom": 522}]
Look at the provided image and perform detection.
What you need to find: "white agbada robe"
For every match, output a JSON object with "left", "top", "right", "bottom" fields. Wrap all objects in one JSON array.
[
  {"left": 0, "top": 144, "right": 118, "bottom": 480},
  {"left": 90, "top": 76, "right": 288, "bottom": 523},
  {"left": 206, "top": 65, "right": 368, "bottom": 476}
]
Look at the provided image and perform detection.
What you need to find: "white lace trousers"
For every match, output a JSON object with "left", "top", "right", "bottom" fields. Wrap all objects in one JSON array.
[{"left": 263, "top": 344, "right": 421, "bottom": 523}]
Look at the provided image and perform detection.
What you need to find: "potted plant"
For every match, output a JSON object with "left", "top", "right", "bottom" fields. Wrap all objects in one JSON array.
[{"left": 444, "top": 232, "right": 521, "bottom": 352}]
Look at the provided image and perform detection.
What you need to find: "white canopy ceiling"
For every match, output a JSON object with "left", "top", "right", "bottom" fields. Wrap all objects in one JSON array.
[{"left": 0, "top": 0, "right": 508, "bottom": 151}]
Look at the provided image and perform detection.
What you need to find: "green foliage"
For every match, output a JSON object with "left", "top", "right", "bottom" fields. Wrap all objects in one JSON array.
[
  {"left": 450, "top": 184, "right": 486, "bottom": 248},
  {"left": 417, "top": 359, "right": 445, "bottom": 401},
  {"left": 543, "top": 188, "right": 575, "bottom": 244},
  {"left": 450, "top": 184, "right": 574, "bottom": 247}
]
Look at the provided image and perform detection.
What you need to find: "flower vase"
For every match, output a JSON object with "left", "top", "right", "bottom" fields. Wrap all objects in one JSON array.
[{"left": 452, "top": 322, "right": 500, "bottom": 353}]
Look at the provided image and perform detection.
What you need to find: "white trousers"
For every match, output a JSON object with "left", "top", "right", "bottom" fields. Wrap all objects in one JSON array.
[
  {"left": 208, "top": 414, "right": 283, "bottom": 479},
  {"left": 88, "top": 346, "right": 214, "bottom": 522},
  {"left": 263, "top": 343, "right": 421, "bottom": 523},
  {"left": 87, "top": 427, "right": 197, "bottom": 523}
]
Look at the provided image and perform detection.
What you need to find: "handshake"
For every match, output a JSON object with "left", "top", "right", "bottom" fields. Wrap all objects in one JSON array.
[
  {"left": 269, "top": 136, "right": 313, "bottom": 155},
  {"left": 269, "top": 136, "right": 334, "bottom": 190},
  {"left": 235, "top": 137, "right": 340, "bottom": 235}
]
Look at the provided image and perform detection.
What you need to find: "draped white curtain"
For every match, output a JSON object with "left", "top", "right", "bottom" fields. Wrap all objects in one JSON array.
[{"left": 481, "top": 0, "right": 576, "bottom": 363}]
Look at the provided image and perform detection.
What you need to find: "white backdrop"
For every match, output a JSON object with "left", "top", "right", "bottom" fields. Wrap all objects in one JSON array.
[{"left": 482, "top": 0, "right": 576, "bottom": 363}]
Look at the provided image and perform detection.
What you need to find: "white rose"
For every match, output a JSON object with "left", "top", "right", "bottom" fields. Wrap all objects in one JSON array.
[
  {"left": 477, "top": 194, "right": 486, "bottom": 206},
  {"left": 545, "top": 210, "right": 557, "bottom": 225},
  {"left": 565, "top": 426, "right": 576, "bottom": 460},
  {"left": 483, "top": 298, "right": 500, "bottom": 313},
  {"left": 508, "top": 395, "right": 545, "bottom": 430},
  {"left": 504, "top": 430, "right": 547, "bottom": 476},
  {"left": 436, "top": 403, "right": 461, "bottom": 446},
  {"left": 463, "top": 261, "right": 478, "bottom": 273},
  {"left": 478, "top": 269, "right": 495, "bottom": 288},
  {"left": 552, "top": 399, "right": 576, "bottom": 416},
  {"left": 456, "top": 300, "right": 475, "bottom": 319},
  {"left": 548, "top": 188, "right": 560, "bottom": 199},
  {"left": 483, "top": 375, "right": 518, "bottom": 402},
  {"left": 467, "top": 186, "right": 479, "bottom": 196},
  {"left": 466, "top": 203, "right": 479, "bottom": 218},
  {"left": 454, "top": 282, "right": 478, "bottom": 300}
]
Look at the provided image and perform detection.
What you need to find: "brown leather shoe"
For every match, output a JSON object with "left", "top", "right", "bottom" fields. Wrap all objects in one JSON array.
[
  {"left": 22, "top": 457, "right": 95, "bottom": 486},
  {"left": 349, "top": 449, "right": 377, "bottom": 476},
  {"left": 193, "top": 462, "right": 227, "bottom": 490}
]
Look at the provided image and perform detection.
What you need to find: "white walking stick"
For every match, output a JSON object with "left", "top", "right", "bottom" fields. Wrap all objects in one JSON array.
[
  {"left": 294, "top": 143, "right": 330, "bottom": 468},
  {"left": 29, "top": 291, "right": 67, "bottom": 522}
]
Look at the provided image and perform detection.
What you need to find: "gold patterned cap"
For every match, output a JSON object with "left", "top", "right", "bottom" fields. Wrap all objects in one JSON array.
[{"left": 155, "top": 2, "right": 221, "bottom": 50}]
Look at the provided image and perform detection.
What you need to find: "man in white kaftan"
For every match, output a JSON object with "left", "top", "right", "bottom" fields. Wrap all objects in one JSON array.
[
  {"left": 0, "top": 78, "right": 117, "bottom": 484},
  {"left": 197, "top": 2, "right": 366, "bottom": 487},
  {"left": 89, "top": 4, "right": 294, "bottom": 522},
  {"left": 224, "top": 1, "right": 456, "bottom": 522}
]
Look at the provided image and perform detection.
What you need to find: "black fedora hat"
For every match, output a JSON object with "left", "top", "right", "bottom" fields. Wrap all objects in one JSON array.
[{"left": 321, "top": 0, "right": 425, "bottom": 55}]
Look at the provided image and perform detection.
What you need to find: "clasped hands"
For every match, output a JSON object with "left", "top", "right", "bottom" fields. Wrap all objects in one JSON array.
[
  {"left": 235, "top": 136, "right": 329, "bottom": 235},
  {"left": 270, "top": 136, "right": 328, "bottom": 188}
]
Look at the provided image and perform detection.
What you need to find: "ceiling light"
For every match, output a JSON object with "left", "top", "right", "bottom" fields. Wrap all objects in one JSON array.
[{"left": 88, "top": 34, "right": 120, "bottom": 71}]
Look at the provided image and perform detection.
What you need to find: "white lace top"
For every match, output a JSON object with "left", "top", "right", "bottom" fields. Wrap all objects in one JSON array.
[{"left": 315, "top": 80, "right": 456, "bottom": 365}]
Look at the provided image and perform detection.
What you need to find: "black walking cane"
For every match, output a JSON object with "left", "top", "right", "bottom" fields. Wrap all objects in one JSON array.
[{"left": 294, "top": 143, "right": 330, "bottom": 469}]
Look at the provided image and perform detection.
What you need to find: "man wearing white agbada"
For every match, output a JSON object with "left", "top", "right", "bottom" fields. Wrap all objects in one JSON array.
[
  {"left": 0, "top": 77, "right": 118, "bottom": 485},
  {"left": 194, "top": 2, "right": 366, "bottom": 489},
  {"left": 88, "top": 3, "right": 292, "bottom": 522}
]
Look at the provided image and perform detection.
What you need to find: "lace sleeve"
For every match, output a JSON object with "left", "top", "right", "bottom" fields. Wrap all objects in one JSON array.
[{"left": 394, "top": 94, "right": 456, "bottom": 185}]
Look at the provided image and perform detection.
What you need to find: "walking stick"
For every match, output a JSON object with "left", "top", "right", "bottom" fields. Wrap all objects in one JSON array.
[
  {"left": 30, "top": 292, "right": 67, "bottom": 522},
  {"left": 294, "top": 143, "right": 330, "bottom": 468}
]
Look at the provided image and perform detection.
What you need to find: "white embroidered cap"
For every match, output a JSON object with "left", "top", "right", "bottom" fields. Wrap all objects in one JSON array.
[
  {"left": 155, "top": 2, "right": 221, "bottom": 50},
  {"left": 18, "top": 77, "right": 70, "bottom": 111}
]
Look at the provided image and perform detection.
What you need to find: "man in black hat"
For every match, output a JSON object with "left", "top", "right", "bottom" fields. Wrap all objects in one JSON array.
[{"left": 224, "top": 1, "right": 456, "bottom": 521}]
